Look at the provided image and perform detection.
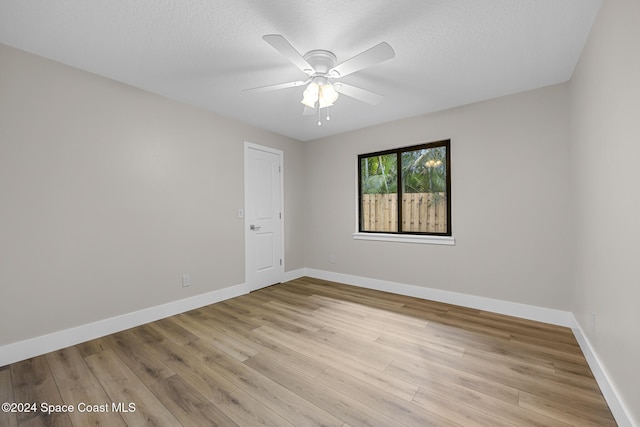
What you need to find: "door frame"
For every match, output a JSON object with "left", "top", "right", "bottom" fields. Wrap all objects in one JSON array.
[{"left": 244, "top": 141, "right": 285, "bottom": 291}]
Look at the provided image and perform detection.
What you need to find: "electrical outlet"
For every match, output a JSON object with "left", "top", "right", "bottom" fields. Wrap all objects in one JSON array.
[
  {"left": 329, "top": 255, "right": 336, "bottom": 264},
  {"left": 182, "top": 274, "right": 190, "bottom": 287}
]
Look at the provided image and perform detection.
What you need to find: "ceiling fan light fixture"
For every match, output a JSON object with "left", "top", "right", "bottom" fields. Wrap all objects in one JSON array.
[
  {"left": 318, "top": 83, "right": 339, "bottom": 108},
  {"left": 301, "top": 82, "right": 319, "bottom": 108}
]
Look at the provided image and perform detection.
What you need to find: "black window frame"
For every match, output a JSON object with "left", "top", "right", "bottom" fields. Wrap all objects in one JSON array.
[{"left": 357, "top": 139, "right": 452, "bottom": 236}]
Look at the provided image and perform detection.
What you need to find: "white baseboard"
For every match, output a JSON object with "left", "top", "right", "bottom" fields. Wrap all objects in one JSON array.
[
  {"left": 300, "top": 268, "right": 635, "bottom": 426},
  {"left": 0, "top": 267, "right": 308, "bottom": 367},
  {"left": 0, "top": 282, "right": 249, "bottom": 367},
  {"left": 2, "top": 268, "right": 633, "bottom": 426},
  {"left": 571, "top": 318, "right": 636, "bottom": 427},
  {"left": 0, "top": 267, "right": 307, "bottom": 367},
  {"left": 282, "top": 268, "right": 306, "bottom": 283},
  {"left": 303, "top": 268, "right": 574, "bottom": 326}
]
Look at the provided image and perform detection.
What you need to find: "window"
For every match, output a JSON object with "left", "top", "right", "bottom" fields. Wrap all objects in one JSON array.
[{"left": 358, "top": 140, "right": 451, "bottom": 237}]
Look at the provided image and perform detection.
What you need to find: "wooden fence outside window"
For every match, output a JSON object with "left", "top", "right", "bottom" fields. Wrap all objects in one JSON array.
[{"left": 361, "top": 192, "right": 447, "bottom": 233}]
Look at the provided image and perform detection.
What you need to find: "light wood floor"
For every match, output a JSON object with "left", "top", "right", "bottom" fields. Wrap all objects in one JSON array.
[{"left": 1, "top": 277, "right": 616, "bottom": 426}]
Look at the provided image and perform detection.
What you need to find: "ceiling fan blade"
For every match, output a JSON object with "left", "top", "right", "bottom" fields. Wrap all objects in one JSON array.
[
  {"left": 334, "top": 83, "right": 384, "bottom": 105},
  {"left": 243, "top": 80, "right": 308, "bottom": 93},
  {"left": 302, "top": 106, "right": 315, "bottom": 116},
  {"left": 263, "top": 34, "right": 314, "bottom": 75},
  {"left": 329, "top": 42, "right": 395, "bottom": 78}
]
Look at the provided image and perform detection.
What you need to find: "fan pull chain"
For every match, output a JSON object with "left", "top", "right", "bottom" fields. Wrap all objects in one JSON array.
[
  {"left": 326, "top": 106, "right": 331, "bottom": 121},
  {"left": 317, "top": 107, "right": 322, "bottom": 126}
]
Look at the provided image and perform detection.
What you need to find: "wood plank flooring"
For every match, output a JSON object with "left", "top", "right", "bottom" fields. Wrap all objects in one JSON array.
[{"left": 0, "top": 277, "right": 616, "bottom": 426}]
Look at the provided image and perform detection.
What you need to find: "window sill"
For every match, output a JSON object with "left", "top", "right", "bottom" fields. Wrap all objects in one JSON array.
[{"left": 352, "top": 232, "right": 455, "bottom": 245}]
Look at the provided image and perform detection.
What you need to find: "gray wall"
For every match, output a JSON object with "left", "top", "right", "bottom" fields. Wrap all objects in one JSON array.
[
  {"left": 303, "top": 84, "right": 572, "bottom": 310},
  {"left": 0, "top": 44, "right": 305, "bottom": 346},
  {"left": 569, "top": 0, "right": 640, "bottom": 422}
]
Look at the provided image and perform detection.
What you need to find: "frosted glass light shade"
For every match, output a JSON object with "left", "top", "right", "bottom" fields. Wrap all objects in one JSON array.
[{"left": 301, "top": 82, "right": 319, "bottom": 108}]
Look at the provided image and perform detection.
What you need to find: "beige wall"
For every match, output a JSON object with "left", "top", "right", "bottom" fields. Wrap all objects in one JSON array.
[
  {"left": 303, "top": 84, "right": 573, "bottom": 310},
  {"left": 0, "top": 44, "right": 305, "bottom": 346},
  {"left": 569, "top": 0, "right": 640, "bottom": 422}
]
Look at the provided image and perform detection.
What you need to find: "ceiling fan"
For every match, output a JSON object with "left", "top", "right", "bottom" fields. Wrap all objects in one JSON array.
[{"left": 244, "top": 34, "right": 395, "bottom": 125}]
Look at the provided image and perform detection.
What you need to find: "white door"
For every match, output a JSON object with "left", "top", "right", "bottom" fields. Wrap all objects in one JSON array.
[{"left": 244, "top": 142, "right": 283, "bottom": 291}]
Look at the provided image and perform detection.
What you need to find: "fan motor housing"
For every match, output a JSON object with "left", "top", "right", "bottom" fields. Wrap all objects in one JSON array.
[{"left": 303, "top": 50, "right": 337, "bottom": 75}]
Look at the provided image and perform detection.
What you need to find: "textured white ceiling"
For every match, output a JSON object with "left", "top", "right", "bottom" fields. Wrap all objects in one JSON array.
[{"left": 0, "top": 0, "right": 602, "bottom": 141}]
